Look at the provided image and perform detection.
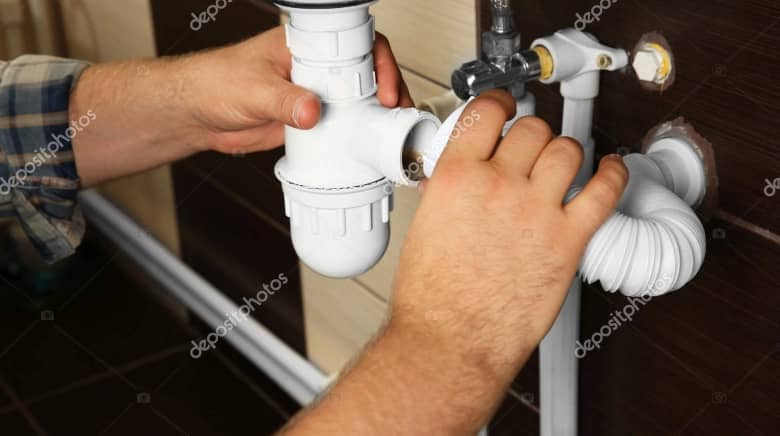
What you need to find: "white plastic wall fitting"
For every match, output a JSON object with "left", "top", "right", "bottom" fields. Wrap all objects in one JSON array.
[
  {"left": 274, "top": 0, "right": 441, "bottom": 278},
  {"left": 531, "top": 29, "right": 629, "bottom": 186},
  {"left": 531, "top": 29, "right": 628, "bottom": 100}
]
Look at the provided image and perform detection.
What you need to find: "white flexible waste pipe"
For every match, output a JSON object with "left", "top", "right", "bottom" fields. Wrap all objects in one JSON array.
[
  {"left": 575, "top": 150, "right": 707, "bottom": 296},
  {"left": 422, "top": 103, "right": 707, "bottom": 299}
]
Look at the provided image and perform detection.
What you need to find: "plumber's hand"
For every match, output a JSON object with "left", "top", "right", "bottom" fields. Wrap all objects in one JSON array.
[
  {"left": 70, "top": 25, "right": 412, "bottom": 186},
  {"left": 391, "top": 90, "right": 628, "bottom": 384},
  {"left": 278, "top": 91, "right": 627, "bottom": 435},
  {"left": 184, "top": 26, "right": 413, "bottom": 154}
]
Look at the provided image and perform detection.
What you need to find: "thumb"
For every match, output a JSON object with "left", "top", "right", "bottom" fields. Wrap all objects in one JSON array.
[{"left": 261, "top": 77, "right": 321, "bottom": 129}]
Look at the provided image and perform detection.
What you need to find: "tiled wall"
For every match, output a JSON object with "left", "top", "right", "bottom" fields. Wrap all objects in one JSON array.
[
  {"left": 155, "top": 0, "right": 779, "bottom": 434},
  {"left": 150, "top": 0, "right": 307, "bottom": 353},
  {"left": 475, "top": 0, "right": 780, "bottom": 434}
]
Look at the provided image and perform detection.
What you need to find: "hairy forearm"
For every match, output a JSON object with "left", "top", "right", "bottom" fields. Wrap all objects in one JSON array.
[
  {"left": 66, "top": 26, "right": 412, "bottom": 188},
  {"left": 69, "top": 56, "right": 203, "bottom": 187},
  {"left": 280, "top": 318, "right": 532, "bottom": 436}
]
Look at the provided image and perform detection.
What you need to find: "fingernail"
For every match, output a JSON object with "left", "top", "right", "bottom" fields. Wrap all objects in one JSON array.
[
  {"left": 605, "top": 154, "right": 623, "bottom": 160},
  {"left": 292, "top": 95, "right": 307, "bottom": 128}
]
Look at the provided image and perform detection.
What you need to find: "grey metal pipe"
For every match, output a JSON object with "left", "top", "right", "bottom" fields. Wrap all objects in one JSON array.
[{"left": 490, "top": 0, "right": 514, "bottom": 34}]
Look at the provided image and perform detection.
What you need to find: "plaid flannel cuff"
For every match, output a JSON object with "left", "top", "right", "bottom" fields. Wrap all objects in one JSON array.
[{"left": 0, "top": 55, "right": 91, "bottom": 263}]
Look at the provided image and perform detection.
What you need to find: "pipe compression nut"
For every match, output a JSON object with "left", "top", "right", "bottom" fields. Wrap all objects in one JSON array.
[
  {"left": 531, "top": 29, "right": 628, "bottom": 99},
  {"left": 277, "top": 177, "right": 394, "bottom": 278}
]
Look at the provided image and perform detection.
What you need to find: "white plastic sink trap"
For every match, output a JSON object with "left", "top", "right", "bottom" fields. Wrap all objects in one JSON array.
[{"left": 274, "top": 2, "right": 440, "bottom": 278}]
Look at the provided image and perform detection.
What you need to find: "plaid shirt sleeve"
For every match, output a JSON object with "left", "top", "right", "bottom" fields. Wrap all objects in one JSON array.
[{"left": 0, "top": 55, "right": 91, "bottom": 263}]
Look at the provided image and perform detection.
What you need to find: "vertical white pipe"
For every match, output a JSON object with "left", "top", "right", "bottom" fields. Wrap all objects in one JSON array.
[
  {"left": 540, "top": 285, "right": 580, "bottom": 436},
  {"left": 562, "top": 98, "right": 595, "bottom": 187},
  {"left": 540, "top": 96, "right": 595, "bottom": 436}
]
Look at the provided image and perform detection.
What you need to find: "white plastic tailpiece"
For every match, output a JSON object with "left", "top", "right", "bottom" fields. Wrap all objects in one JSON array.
[
  {"left": 428, "top": 104, "right": 708, "bottom": 298},
  {"left": 274, "top": 1, "right": 440, "bottom": 278}
]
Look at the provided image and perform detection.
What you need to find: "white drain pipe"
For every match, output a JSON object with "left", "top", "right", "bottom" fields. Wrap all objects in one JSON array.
[
  {"left": 578, "top": 141, "right": 707, "bottom": 295},
  {"left": 273, "top": 0, "right": 441, "bottom": 279},
  {"left": 531, "top": 30, "right": 628, "bottom": 436}
]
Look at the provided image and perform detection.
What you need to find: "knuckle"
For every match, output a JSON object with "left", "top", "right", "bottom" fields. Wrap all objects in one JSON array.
[
  {"left": 279, "top": 92, "right": 299, "bottom": 122},
  {"left": 602, "top": 162, "right": 629, "bottom": 190},
  {"left": 517, "top": 116, "right": 553, "bottom": 139},
  {"left": 547, "top": 137, "right": 583, "bottom": 163},
  {"left": 438, "top": 157, "right": 494, "bottom": 184},
  {"left": 435, "top": 153, "right": 474, "bottom": 174},
  {"left": 601, "top": 155, "right": 628, "bottom": 176},
  {"left": 211, "top": 137, "right": 239, "bottom": 155},
  {"left": 593, "top": 176, "right": 624, "bottom": 204},
  {"left": 436, "top": 155, "right": 470, "bottom": 178},
  {"left": 467, "top": 98, "right": 501, "bottom": 116},
  {"left": 465, "top": 97, "right": 512, "bottom": 125}
]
